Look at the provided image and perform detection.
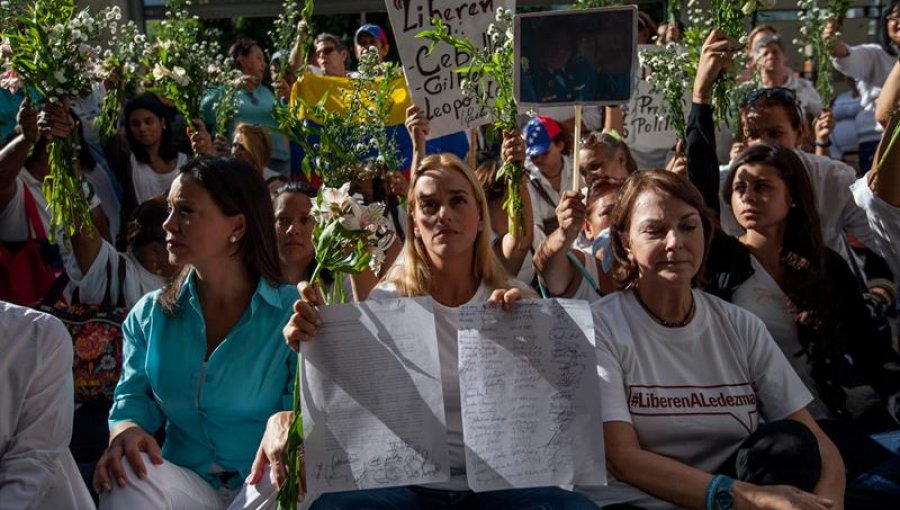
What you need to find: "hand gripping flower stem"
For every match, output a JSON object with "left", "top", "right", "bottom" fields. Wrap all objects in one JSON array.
[
  {"left": 709, "top": 0, "right": 756, "bottom": 132},
  {"left": 417, "top": 7, "right": 525, "bottom": 238}
]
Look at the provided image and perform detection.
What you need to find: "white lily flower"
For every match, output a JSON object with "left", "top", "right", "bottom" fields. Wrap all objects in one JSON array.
[
  {"left": 359, "top": 203, "right": 388, "bottom": 233},
  {"left": 171, "top": 66, "right": 191, "bottom": 86},
  {"left": 152, "top": 63, "right": 169, "bottom": 81}
]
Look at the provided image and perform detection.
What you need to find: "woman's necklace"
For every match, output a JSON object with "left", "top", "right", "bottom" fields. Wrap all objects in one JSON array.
[{"left": 634, "top": 290, "right": 696, "bottom": 328}]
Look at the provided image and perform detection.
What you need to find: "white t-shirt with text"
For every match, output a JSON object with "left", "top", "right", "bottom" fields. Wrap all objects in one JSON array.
[{"left": 577, "top": 290, "right": 812, "bottom": 509}]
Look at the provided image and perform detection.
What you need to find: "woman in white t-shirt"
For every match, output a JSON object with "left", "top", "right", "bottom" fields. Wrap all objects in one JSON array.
[
  {"left": 66, "top": 196, "right": 178, "bottom": 309},
  {"left": 577, "top": 170, "right": 844, "bottom": 510},
  {"left": 284, "top": 153, "right": 598, "bottom": 509},
  {"left": 118, "top": 93, "right": 189, "bottom": 242}
]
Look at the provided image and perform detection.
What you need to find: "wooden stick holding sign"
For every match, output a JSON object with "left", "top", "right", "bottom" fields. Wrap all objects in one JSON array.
[
  {"left": 469, "top": 127, "right": 478, "bottom": 171},
  {"left": 573, "top": 105, "right": 583, "bottom": 192}
]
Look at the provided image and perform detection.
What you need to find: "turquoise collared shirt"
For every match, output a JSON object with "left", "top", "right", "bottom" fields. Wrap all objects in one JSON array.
[{"left": 109, "top": 272, "right": 298, "bottom": 488}]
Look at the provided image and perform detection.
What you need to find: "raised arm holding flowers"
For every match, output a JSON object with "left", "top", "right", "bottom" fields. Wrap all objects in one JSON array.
[
  {"left": 144, "top": 0, "right": 234, "bottom": 133},
  {"left": 795, "top": 0, "right": 853, "bottom": 109},
  {"left": 270, "top": 0, "right": 314, "bottom": 82},
  {"left": 417, "top": 7, "right": 526, "bottom": 239},
  {"left": 0, "top": 0, "right": 122, "bottom": 239},
  {"left": 683, "top": 0, "right": 759, "bottom": 134}
]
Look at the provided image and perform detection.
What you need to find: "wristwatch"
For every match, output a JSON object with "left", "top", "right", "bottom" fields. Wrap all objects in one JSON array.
[{"left": 713, "top": 476, "right": 735, "bottom": 510}]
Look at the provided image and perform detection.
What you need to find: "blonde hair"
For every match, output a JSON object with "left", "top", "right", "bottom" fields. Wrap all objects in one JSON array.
[
  {"left": 233, "top": 123, "right": 272, "bottom": 174},
  {"left": 384, "top": 153, "right": 512, "bottom": 297}
]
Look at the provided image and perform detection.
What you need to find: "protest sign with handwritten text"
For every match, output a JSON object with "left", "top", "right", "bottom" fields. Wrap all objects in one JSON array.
[{"left": 385, "top": 0, "right": 513, "bottom": 138}]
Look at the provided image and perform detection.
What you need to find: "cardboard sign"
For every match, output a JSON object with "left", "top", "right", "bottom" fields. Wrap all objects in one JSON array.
[
  {"left": 385, "top": 0, "right": 514, "bottom": 139},
  {"left": 514, "top": 6, "right": 637, "bottom": 107}
]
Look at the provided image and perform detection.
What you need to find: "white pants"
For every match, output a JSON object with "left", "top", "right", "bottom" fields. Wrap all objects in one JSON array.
[{"left": 98, "top": 454, "right": 279, "bottom": 510}]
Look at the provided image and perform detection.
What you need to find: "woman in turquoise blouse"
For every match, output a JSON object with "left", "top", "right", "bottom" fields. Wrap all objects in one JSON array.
[
  {"left": 94, "top": 157, "right": 298, "bottom": 510},
  {"left": 202, "top": 38, "right": 291, "bottom": 175}
]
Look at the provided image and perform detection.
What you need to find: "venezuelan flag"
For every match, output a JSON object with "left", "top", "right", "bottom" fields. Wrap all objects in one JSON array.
[{"left": 289, "top": 71, "right": 469, "bottom": 178}]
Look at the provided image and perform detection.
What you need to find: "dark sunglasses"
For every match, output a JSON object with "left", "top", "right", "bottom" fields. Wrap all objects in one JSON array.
[{"left": 316, "top": 46, "right": 336, "bottom": 56}]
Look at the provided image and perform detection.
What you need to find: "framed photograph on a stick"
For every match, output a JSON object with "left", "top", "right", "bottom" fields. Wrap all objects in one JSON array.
[{"left": 514, "top": 6, "right": 638, "bottom": 107}]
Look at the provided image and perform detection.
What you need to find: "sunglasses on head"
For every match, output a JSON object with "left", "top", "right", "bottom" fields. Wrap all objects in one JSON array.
[
  {"left": 741, "top": 87, "right": 798, "bottom": 107},
  {"left": 741, "top": 87, "right": 805, "bottom": 120}
]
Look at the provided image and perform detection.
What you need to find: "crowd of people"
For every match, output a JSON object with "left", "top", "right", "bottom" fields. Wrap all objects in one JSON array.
[{"left": 2, "top": 3, "right": 900, "bottom": 510}]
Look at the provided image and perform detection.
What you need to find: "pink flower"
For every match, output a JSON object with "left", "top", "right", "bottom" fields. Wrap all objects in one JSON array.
[{"left": 0, "top": 68, "right": 23, "bottom": 94}]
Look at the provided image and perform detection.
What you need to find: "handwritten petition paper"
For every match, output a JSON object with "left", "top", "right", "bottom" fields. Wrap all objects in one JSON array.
[
  {"left": 458, "top": 299, "right": 606, "bottom": 491},
  {"left": 301, "top": 297, "right": 450, "bottom": 493}
]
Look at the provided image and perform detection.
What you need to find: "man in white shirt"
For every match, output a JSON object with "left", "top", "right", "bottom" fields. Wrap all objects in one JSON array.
[
  {"left": 752, "top": 34, "right": 822, "bottom": 120},
  {"left": 0, "top": 301, "right": 94, "bottom": 509}
]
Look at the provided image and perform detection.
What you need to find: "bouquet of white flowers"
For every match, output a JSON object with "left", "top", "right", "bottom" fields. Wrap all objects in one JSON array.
[
  {"left": 642, "top": 44, "right": 692, "bottom": 146},
  {"left": 684, "top": 0, "right": 761, "bottom": 133},
  {"left": 796, "top": 0, "right": 852, "bottom": 107},
  {"left": 143, "top": 0, "right": 230, "bottom": 126},
  {"left": 96, "top": 20, "right": 146, "bottom": 141},
  {"left": 275, "top": 47, "right": 403, "bottom": 184},
  {"left": 0, "top": 0, "right": 121, "bottom": 238},
  {"left": 309, "top": 182, "right": 395, "bottom": 300},
  {"left": 418, "top": 7, "right": 525, "bottom": 238},
  {"left": 269, "top": 0, "right": 314, "bottom": 80},
  {"left": 209, "top": 58, "right": 244, "bottom": 137}
]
